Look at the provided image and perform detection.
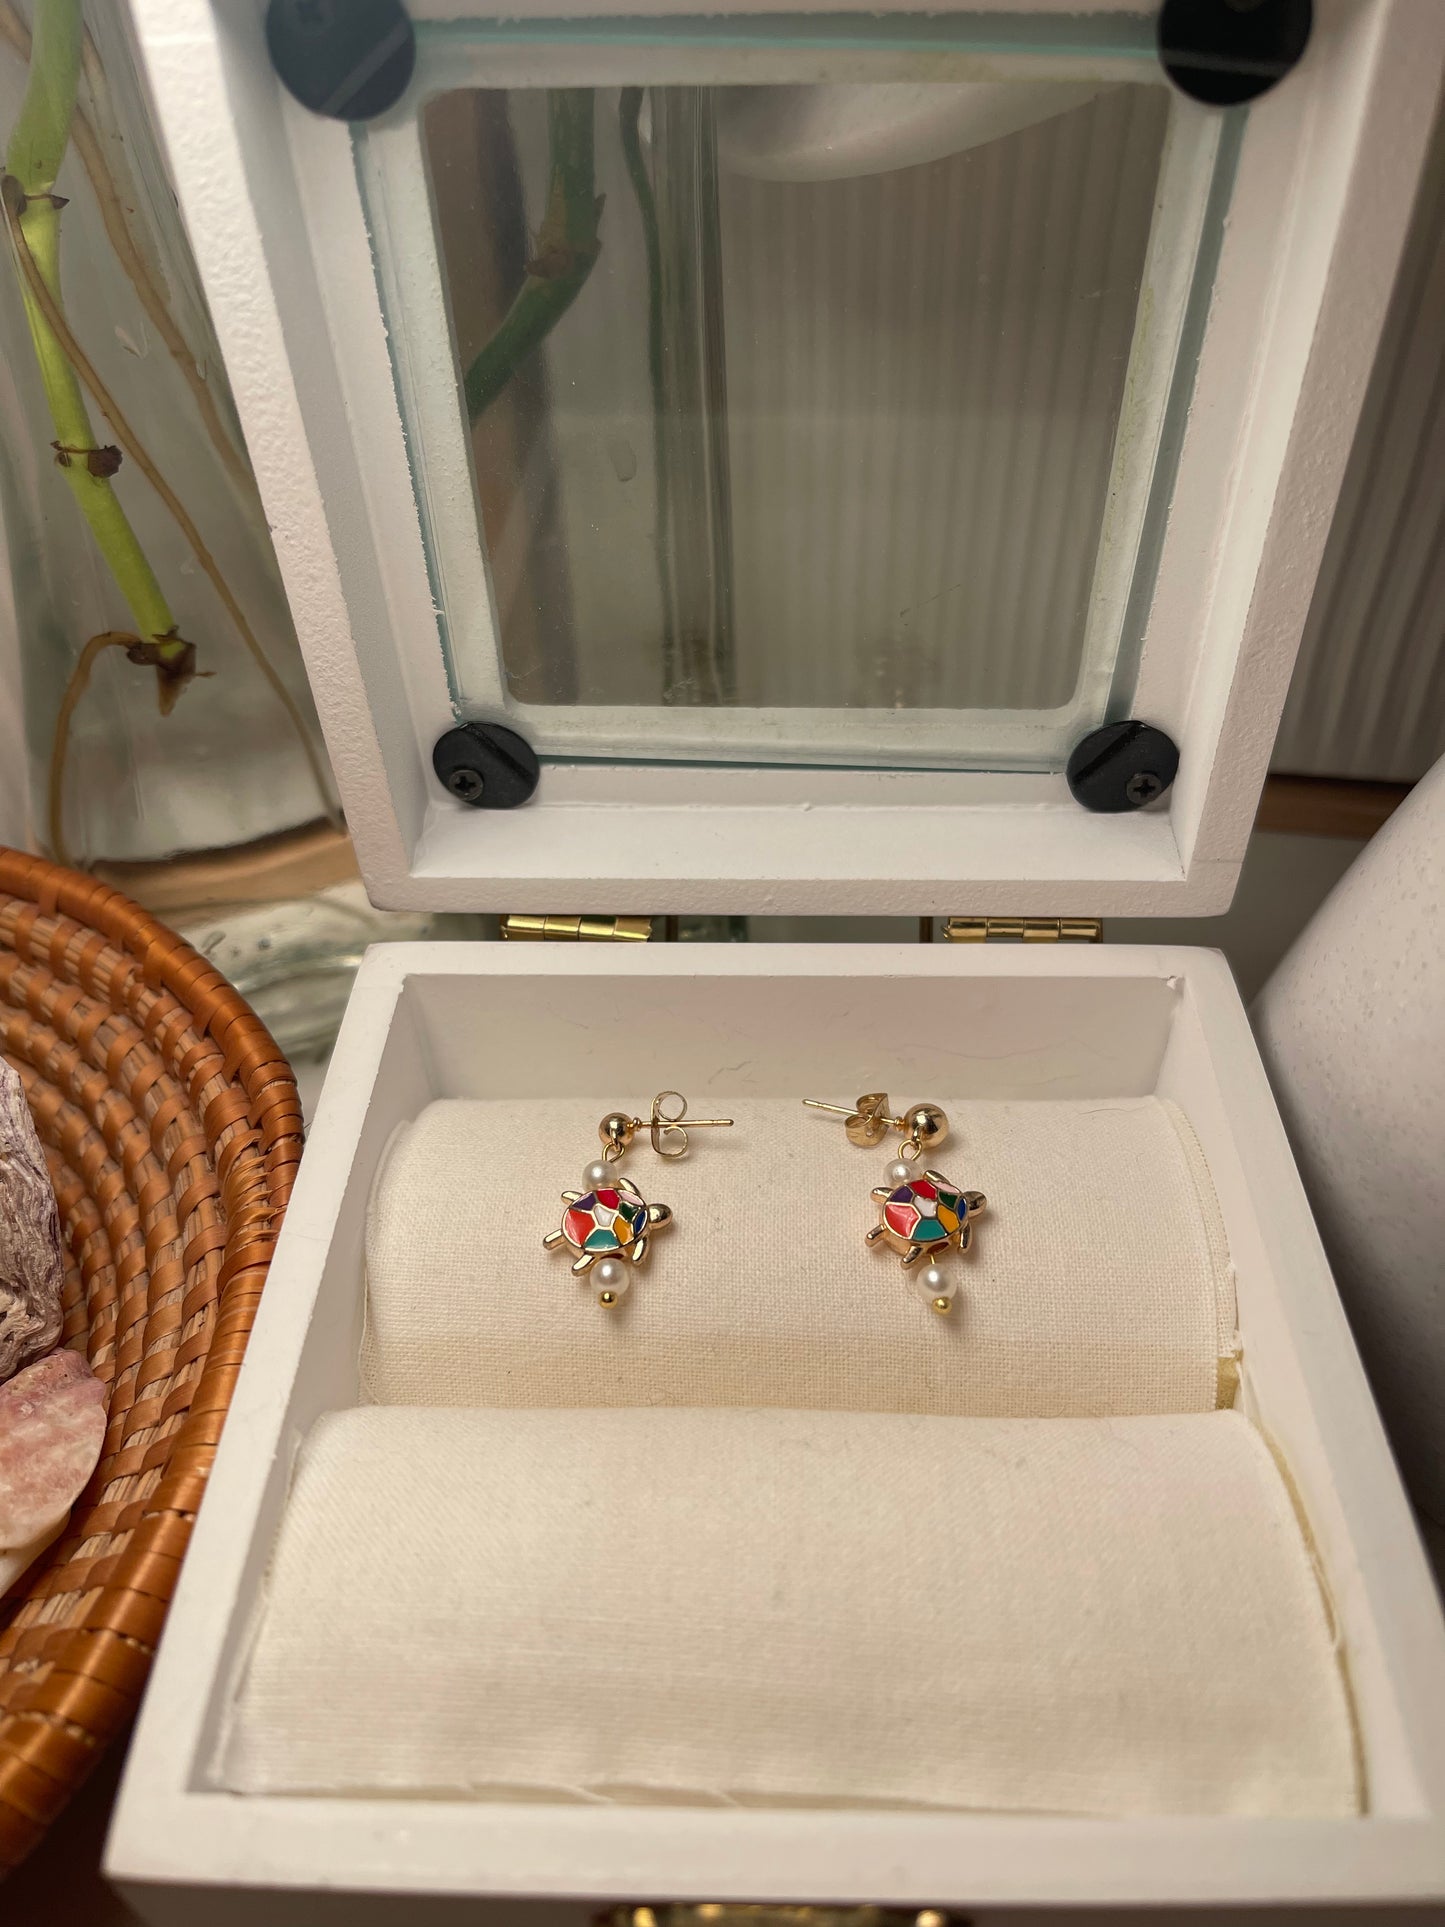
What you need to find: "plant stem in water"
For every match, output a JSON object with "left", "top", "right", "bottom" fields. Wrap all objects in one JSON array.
[
  {"left": 3, "top": 188, "right": 337, "bottom": 820},
  {"left": 619, "top": 85, "right": 678, "bottom": 700},
  {"left": 0, "top": 1, "right": 251, "bottom": 490},
  {"left": 464, "top": 88, "right": 602, "bottom": 420},
  {"left": 3, "top": 0, "right": 182, "bottom": 667}
]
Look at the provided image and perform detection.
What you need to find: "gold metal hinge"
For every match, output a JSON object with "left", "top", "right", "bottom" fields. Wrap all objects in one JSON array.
[
  {"left": 943, "top": 916, "right": 1103, "bottom": 943},
  {"left": 602, "top": 1910, "right": 959, "bottom": 1927},
  {"left": 501, "top": 915, "right": 656, "bottom": 942},
  {"left": 501, "top": 915, "right": 1101, "bottom": 944}
]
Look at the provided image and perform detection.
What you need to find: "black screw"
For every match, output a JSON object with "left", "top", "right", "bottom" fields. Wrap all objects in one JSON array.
[
  {"left": 432, "top": 721, "right": 540, "bottom": 810},
  {"left": 1066, "top": 720, "right": 1180, "bottom": 814},
  {"left": 265, "top": 0, "right": 416, "bottom": 121},
  {"left": 1158, "top": 0, "right": 1313, "bottom": 107}
]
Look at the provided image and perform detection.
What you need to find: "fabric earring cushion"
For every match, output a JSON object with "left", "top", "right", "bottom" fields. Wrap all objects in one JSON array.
[
  {"left": 218, "top": 1404, "right": 1356, "bottom": 1817},
  {"left": 362, "top": 1096, "right": 1235, "bottom": 1416}
]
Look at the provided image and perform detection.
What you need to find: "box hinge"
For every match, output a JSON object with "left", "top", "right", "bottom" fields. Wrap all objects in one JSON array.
[
  {"left": 500, "top": 916, "right": 1101, "bottom": 944},
  {"left": 501, "top": 914, "right": 656, "bottom": 943},
  {"left": 943, "top": 916, "right": 1103, "bottom": 943},
  {"left": 606, "top": 1910, "right": 958, "bottom": 1927}
]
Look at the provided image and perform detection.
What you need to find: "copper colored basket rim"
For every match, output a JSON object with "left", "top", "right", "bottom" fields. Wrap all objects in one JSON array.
[{"left": 0, "top": 846, "right": 300, "bottom": 1875}]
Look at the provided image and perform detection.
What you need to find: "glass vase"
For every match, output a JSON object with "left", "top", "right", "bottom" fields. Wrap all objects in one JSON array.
[{"left": 0, "top": 2, "right": 336, "bottom": 874}]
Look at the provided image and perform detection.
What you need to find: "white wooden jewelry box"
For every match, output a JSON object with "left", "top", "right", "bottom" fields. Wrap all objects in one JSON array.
[{"left": 108, "top": 0, "right": 1445, "bottom": 1918}]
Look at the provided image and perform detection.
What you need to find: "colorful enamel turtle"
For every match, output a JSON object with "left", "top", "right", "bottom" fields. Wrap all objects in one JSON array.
[
  {"left": 543, "top": 1178, "right": 672, "bottom": 1279},
  {"left": 866, "top": 1170, "right": 986, "bottom": 1268}
]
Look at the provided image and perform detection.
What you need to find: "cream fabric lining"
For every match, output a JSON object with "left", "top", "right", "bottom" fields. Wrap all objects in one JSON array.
[
  {"left": 362, "top": 1096, "right": 1237, "bottom": 1416},
  {"left": 217, "top": 1406, "right": 1357, "bottom": 1816}
]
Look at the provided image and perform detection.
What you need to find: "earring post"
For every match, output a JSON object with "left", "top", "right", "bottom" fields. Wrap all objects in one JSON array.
[
  {"left": 648, "top": 1094, "right": 733, "bottom": 1130},
  {"left": 803, "top": 1099, "right": 904, "bottom": 1126}
]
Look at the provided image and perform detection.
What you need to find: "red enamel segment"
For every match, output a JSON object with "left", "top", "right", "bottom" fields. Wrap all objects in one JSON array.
[
  {"left": 563, "top": 1207, "right": 594, "bottom": 1246},
  {"left": 885, "top": 1201, "right": 919, "bottom": 1238},
  {"left": 911, "top": 1179, "right": 937, "bottom": 1202},
  {"left": 596, "top": 1188, "right": 620, "bottom": 1209}
]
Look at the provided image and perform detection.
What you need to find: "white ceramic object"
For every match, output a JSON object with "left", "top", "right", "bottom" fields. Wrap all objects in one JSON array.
[
  {"left": 1254, "top": 753, "right": 1445, "bottom": 1522},
  {"left": 106, "top": 945, "right": 1445, "bottom": 1921},
  {"left": 714, "top": 80, "right": 1106, "bottom": 180}
]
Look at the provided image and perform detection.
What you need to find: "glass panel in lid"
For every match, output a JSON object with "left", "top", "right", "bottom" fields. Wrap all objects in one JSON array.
[{"left": 355, "top": 21, "right": 1235, "bottom": 771}]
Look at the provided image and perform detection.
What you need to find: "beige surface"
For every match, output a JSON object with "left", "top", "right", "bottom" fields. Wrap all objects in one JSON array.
[
  {"left": 219, "top": 1405, "right": 1356, "bottom": 1817},
  {"left": 363, "top": 1096, "right": 1236, "bottom": 1416}
]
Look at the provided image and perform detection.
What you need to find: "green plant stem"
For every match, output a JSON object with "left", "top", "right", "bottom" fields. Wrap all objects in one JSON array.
[
  {"left": 5, "top": 190, "right": 339, "bottom": 818},
  {"left": 4, "top": 0, "right": 182, "bottom": 664},
  {"left": 618, "top": 86, "right": 676, "bottom": 695},
  {"left": 0, "top": 2, "right": 251, "bottom": 491},
  {"left": 464, "top": 89, "right": 602, "bottom": 420}
]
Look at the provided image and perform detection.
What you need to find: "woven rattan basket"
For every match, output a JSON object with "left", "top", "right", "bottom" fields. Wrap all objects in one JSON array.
[{"left": 0, "top": 847, "right": 300, "bottom": 1872}]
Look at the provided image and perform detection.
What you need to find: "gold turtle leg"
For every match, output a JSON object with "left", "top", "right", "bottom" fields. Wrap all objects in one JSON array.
[
  {"left": 865, "top": 1224, "right": 887, "bottom": 1245},
  {"left": 571, "top": 1253, "right": 594, "bottom": 1275},
  {"left": 543, "top": 1229, "right": 565, "bottom": 1250}
]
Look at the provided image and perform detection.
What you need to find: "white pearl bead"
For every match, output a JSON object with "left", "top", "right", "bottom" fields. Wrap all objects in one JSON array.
[
  {"left": 885, "top": 1158, "right": 914, "bottom": 1186},
  {"left": 594, "top": 1258, "right": 630, "bottom": 1302},
  {"left": 583, "top": 1160, "right": 613, "bottom": 1190},
  {"left": 912, "top": 1263, "right": 956, "bottom": 1308}
]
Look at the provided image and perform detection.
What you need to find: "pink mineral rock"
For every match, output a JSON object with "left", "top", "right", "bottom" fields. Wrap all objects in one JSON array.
[
  {"left": 0, "top": 1059, "right": 65, "bottom": 1381},
  {"left": 0, "top": 1348, "right": 106, "bottom": 1552}
]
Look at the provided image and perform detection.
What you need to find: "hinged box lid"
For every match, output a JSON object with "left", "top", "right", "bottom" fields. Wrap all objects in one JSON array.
[{"left": 130, "top": 0, "right": 1445, "bottom": 916}]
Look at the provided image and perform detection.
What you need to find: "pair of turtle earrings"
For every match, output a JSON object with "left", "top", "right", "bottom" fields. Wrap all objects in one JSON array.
[{"left": 545, "top": 1090, "right": 986, "bottom": 1314}]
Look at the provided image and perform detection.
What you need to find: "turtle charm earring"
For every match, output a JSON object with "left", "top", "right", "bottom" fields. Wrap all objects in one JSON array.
[
  {"left": 542, "top": 1094, "right": 732, "bottom": 1307},
  {"left": 804, "top": 1096, "right": 986, "bottom": 1315},
  {"left": 543, "top": 1111, "right": 668, "bottom": 1306},
  {"left": 868, "top": 1162, "right": 987, "bottom": 1313}
]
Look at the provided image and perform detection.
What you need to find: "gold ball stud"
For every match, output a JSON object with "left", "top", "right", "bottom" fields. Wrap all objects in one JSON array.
[
  {"left": 598, "top": 1112, "right": 636, "bottom": 1155},
  {"left": 932, "top": 1296, "right": 952, "bottom": 1315},
  {"left": 906, "top": 1102, "right": 949, "bottom": 1150},
  {"left": 599, "top": 1289, "right": 618, "bottom": 1306}
]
